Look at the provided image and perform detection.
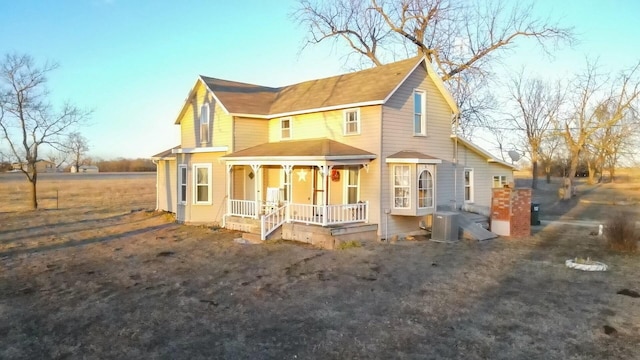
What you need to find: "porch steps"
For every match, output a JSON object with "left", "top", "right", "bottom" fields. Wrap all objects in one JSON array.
[
  {"left": 226, "top": 215, "right": 283, "bottom": 242},
  {"left": 458, "top": 211, "right": 497, "bottom": 241}
]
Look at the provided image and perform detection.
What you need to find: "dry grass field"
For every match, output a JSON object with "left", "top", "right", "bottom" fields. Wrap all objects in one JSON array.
[{"left": 1, "top": 173, "right": 639, "bottom": 359}]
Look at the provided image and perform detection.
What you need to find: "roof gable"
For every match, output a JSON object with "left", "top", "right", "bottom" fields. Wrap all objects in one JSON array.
[{"left": 175, "top": 56, "right": 459, "bottom": 123}]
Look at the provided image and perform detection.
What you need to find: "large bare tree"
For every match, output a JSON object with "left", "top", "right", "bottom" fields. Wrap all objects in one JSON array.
[
  {"left": 560, "top": 61, "right": 640, "bottom": 199},
  {"left": 294, "top": 0, "right": 573, "bottom": 131},
  {"left": 67, "top": 131, "right": 90, "bottom": 172},
  {"left": 505, "top": 71, "right": 564, "bottom": 189},
  {"left": 0, "top": 53, "right": 90, "bottom": 209}
]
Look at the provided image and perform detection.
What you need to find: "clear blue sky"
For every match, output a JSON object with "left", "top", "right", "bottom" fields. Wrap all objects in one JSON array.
[{"left": 1, "top": 0, "right": 639, "bottom": 160}]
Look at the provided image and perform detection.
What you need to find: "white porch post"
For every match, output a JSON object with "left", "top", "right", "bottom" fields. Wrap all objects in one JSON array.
[
  {"left": 282, "top": 164, "right": 293, "bottom": 223},
  {"left": 224, "top": 164, "right": 232, "bottom": 228},
  {"left": 250, "top": 164, "right": 261, "bottom": 219},
  {"left": 318, "top": 165, "right": 332, "bottom": 226}
]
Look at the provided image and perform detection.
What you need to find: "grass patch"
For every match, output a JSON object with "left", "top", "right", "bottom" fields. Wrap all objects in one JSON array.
[
  {"left": 337, "top": 240, "right": 362, "bottom": 249},
  {"left": 605, "top": 211, "right": 638, "bottom": 252}
]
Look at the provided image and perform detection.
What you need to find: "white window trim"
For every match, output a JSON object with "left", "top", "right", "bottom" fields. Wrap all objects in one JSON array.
[
  {"left": 464, "top": 168, "right": 474, "bottom": 203},
  {"left": 413, "top": 89, "right": 426, "bottom": 136},
  {"left": 281, "top": 117, "right": 292, "bottom": 140},
  {"left": 393, "top": 165, "right": 411, "bottom": 209},
  {"left": 343, "top": 108, "right": 361, "bottom": 136},
  {"left": 418, "top": 169, "right": 434, "bottom": 209},
  {"left": 193, "top": 163, "right": 212, "bottom": 205},
  {"left": 343, "top": 167, "right": 360, "bottom": 204},
  {"left": 200, "top": 103, "right": 210, "bottom": 144},
  {"left": 493, "top": 175, "right": 508, "bottom": 188},
  {"left": 178, "top": 164, "right": 187, "bottom": 205}
]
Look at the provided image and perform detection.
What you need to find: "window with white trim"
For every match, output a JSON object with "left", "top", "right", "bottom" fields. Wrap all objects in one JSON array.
[
  {"left": 193, "top": 163, "right": 212, "bottom": 204},
  {"left": 413, "top": 90, "right": 426, "bottom": 135},
  {"left": 178, "top": 165, "right": 187, "bottom": 205},
  {"left": 346, "top": 167, "right": 359, "bottom": 204},
  {"left": 281, "top": 118, "right": 291, "bottom": 139},
  {"left": 343, "top": 109, "right": 360, "bottom": 135},
  {"left": 393, "top": 165, "right": 411, "bottom": 208},
  {"left": 464, "top": 168, "right": 474, "bottom": 202},
  {"left": 493, "top": 175, "right": 508, "bottom": 188},
  {"left": 200, "top": 103, "right": 210, "bottom": 144},
  {"left": 418, "top": 169, "right": 433, "bottom": 208}
]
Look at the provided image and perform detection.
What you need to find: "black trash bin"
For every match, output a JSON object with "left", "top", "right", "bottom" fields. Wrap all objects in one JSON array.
[{"left": 531, "top": 203, "right": 540, "bottom": 225}]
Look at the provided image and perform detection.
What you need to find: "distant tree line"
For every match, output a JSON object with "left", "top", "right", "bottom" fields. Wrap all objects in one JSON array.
[{"left": 93, "top": 158, "right": 156, "bottom": 172}]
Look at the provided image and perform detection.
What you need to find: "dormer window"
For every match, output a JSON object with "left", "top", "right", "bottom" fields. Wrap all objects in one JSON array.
[
  {"left": 281, "top": 118, "right": 291, "bottom": 140},
  {"left": 200, "top": 103, "right": 210, "bottom": 144}
]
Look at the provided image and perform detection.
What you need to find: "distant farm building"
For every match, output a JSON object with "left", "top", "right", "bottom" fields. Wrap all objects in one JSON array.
[{"left": 11, "top": 160, "right": 58, "bottom": 173}]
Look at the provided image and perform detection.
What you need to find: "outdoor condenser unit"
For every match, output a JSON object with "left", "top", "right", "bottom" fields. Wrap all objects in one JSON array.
[{"left": 431, "top": 211, "right": 459, "bottom": 242}]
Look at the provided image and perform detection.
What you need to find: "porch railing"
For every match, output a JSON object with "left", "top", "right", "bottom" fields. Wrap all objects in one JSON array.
[
  {"left": 261, "top": 203, "right": 287, "bottom": 240},
  {"left": 228, "top": 200, "right": 369, "bottom": 240},
  {"left": 288, "top": 201, "right": 369, "bottom": 226},
  {"left": 228, "top": 199, "right": 259, "bottom": 218}
]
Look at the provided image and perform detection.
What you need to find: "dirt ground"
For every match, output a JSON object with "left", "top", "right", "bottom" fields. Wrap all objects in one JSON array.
[{"left": 1, "top": 173, "right": 639, "bottom": 359}]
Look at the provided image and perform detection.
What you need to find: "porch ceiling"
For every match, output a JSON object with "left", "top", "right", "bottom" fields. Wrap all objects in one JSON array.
[{"left": 222, "top": 138, "right": 376, "bottom": 164}]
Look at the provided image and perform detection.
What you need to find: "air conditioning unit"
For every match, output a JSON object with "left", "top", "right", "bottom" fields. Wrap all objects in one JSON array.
[{"left": 431, "top": 211, "right": 459, "bottom": 242}]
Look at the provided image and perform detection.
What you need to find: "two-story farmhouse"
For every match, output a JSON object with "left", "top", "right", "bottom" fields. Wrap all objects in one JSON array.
[{"left": 153, "top": 56, "right": 514, "bottom": 244}]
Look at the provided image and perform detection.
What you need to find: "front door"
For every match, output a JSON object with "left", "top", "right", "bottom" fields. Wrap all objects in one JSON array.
[
  {"left": 245, "top": 166, "right": 255, "bottom": 201},
  {"left": 313, "top": 168, "right": 325, "bottom": 206}
]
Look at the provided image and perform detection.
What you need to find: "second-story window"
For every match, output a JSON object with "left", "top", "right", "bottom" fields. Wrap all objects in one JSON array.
[
  {"left": 200, "top": 103, "right": 210, "bottom": 144},
  {"left": 281, "top": 118, "right": 291, "bottom": 140},
  {"left": 343, "top": 108, "right": 360, "bottom": 135},
  {"left": 414, "top": 90, "right": 426, "bottom": 136}
]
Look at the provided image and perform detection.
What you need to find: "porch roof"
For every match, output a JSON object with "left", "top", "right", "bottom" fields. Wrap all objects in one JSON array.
[
  {"left": 151, "top": 145, "right": 180, "bottom": 160},
  {"left": 385, "top": 150, "right": 442, "bottom": 164},
  {"left": 222, "top": 138, "right": 376, "bottom": 163}
]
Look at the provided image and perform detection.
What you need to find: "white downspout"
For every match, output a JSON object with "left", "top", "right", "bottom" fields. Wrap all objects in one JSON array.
[
  {"left": 452, "top": 112, "right": 459, "bottom": 211},
  {"left": 152, "top": 159, "right": 159, "bottom": 211}
]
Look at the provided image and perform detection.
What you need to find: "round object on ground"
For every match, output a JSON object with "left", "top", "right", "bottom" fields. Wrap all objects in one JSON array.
[{"left": 565, "top": 259, "right": 607, "bottom": 271}]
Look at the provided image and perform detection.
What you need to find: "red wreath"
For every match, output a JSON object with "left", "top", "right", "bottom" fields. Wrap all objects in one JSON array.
[{"left": 331, "top": 169, "right": 340, "bottom": 182}]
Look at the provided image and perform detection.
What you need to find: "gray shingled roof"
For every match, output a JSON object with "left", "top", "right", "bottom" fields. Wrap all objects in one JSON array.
[
  {"left": 201, "top": 56, "right": 423, "bottom": 116},
  {"left": 151, "top": 145, "right": 180, "bottom": 159},
  {"left": 222, "top": 138, "right": 375, "bottom": 159}
]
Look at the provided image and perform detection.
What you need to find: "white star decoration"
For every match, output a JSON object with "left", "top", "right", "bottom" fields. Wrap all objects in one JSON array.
[{"left": 296, "top": 169, "right": 308, "bottom": 182}]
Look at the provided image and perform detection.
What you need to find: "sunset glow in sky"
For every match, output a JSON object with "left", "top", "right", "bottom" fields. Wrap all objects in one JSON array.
[{"left": 1, "top": 0, "right": 639, "bottom": 159}]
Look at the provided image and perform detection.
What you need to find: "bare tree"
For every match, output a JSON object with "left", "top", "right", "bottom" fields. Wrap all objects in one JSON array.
[
  {"left": 67, "top": 131, "right": 89, "bottom": 172},
  {"left": 294, "top": 0, "right": 573, "bottom": 133},
  {"left": 46, "top": 149, "right": 69, "bottom": 171},
  {"left": 539, "top": 129, "right": 562, "bottom": 183},
  {"left": 505, "top": 71, "right": 564, "bottom": 189},
  {"left": 0, "top": 53, "right": 90, "bottom": 209},
  {"left": 560, "top": 61, "right": 640, "bottom": 199}
]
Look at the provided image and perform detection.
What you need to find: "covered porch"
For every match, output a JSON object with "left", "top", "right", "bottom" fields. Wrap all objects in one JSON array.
[{"left": 221, "top": 139, "right": 376, "bottom": 239}]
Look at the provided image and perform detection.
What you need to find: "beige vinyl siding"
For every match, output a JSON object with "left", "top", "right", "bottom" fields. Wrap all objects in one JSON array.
[
  {"left": 234, "top": 117, "right": 269, "bottom": 151},
  {"left": 176, "top": 152, "right": 227, "bottom": 225},
  {"left": 443, "top": 143, "right": 514, "bottom": 209},
  {"left": 178, "top": 81, "right": 233, "bottom": 149},
  {"left": 264, "top": 105, "right": 382, "bottom": 229},
  {"left": 381, "top": 64, "right": 454, "bottom": 237},
  {"left": 156, "top": 160, "right": 177, "bottom": 213}
]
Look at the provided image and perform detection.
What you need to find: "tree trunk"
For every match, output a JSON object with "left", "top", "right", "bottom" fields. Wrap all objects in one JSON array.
[
  {"left": 587, "top": 160, "right": 595, "bottom": 185},
  {"left": 564, "top": 156, "right": 579, "bottom": 200},
  {"left": 545, "top": 165, "right": 551, "bottom": 184},
  {"left": 609, "top": 166, "right": 616, "bottom": 183},
  {"left": 30, "top": 176, "right": 38, "bottom": 209},
  {"left": 531, "top": 157, "right": 538, "bottom": 189}
]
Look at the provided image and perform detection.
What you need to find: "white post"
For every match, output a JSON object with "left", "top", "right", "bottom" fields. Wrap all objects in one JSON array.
[
  {"left": 251, "top": 164, "right": 261, "bottom": 219},
  {"left": 224, "top": 164, "right": 233, "bottom": 228},
  {"left": 365, "top": 200, "right": 369, "bottom": 223}
]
